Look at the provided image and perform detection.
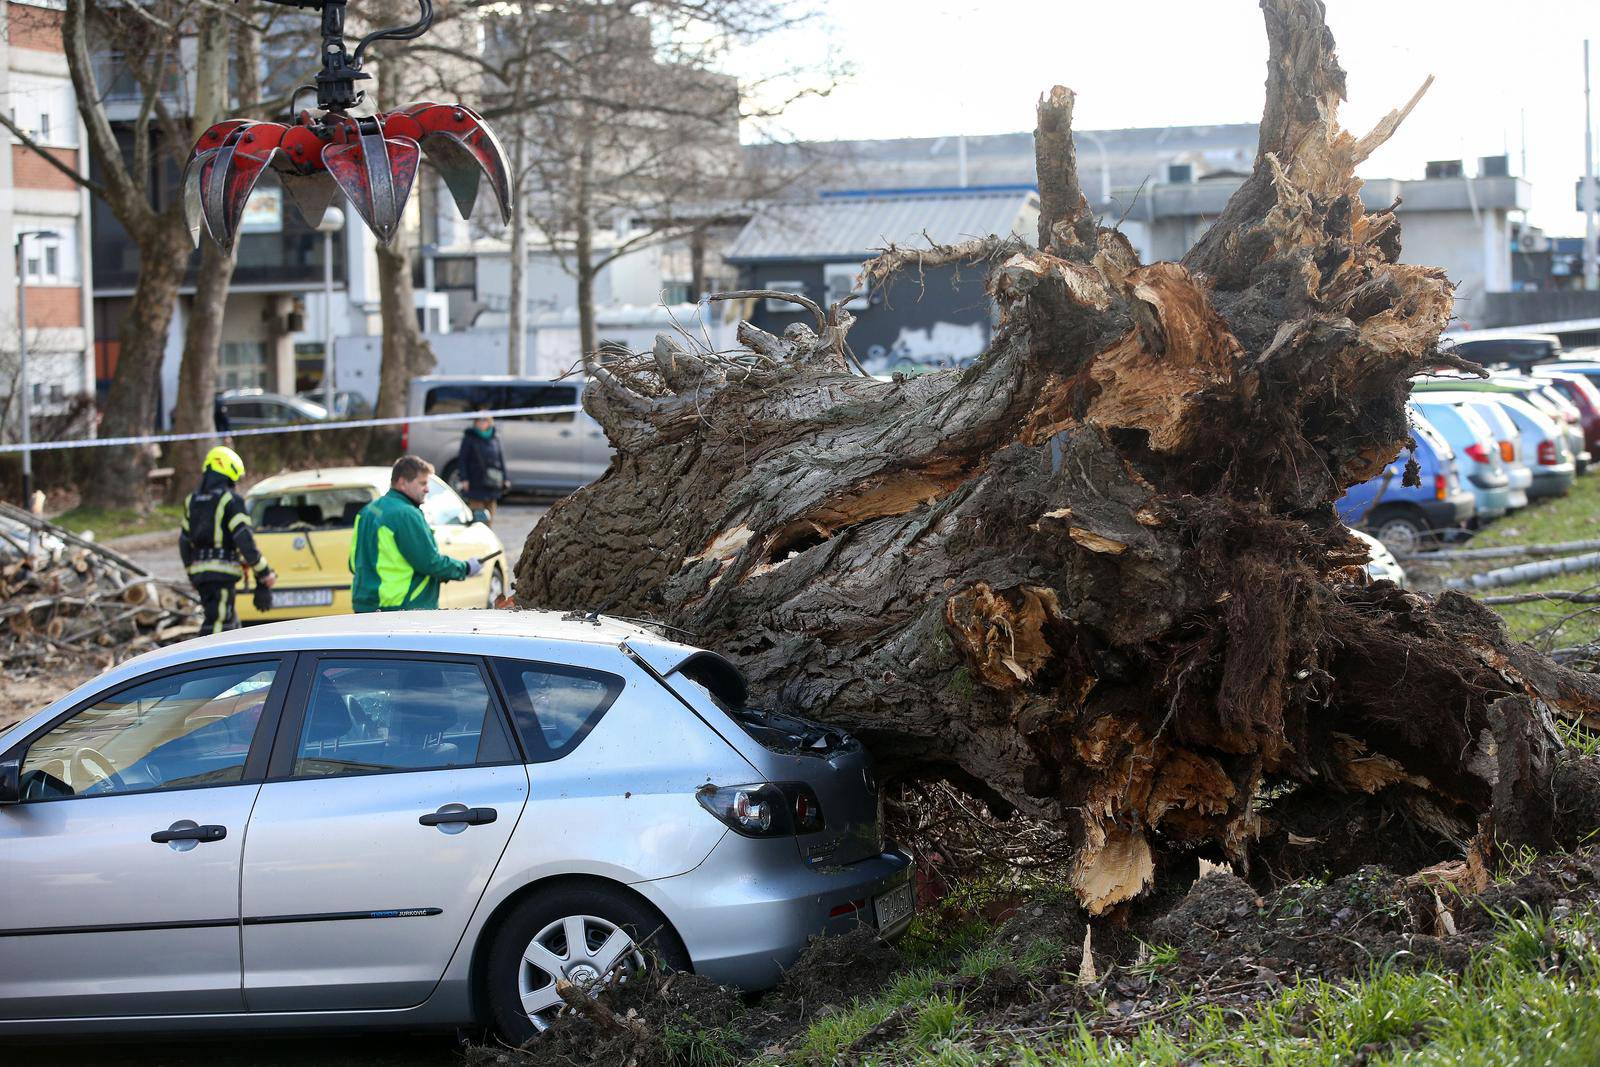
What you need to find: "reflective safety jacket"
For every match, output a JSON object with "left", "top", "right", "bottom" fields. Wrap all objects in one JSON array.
[
  {"left": 180, "top": 470, "right": 268, "bottom": 583},
  {"left": 347, "top": 488, "right": 469, "bottom": 612}
]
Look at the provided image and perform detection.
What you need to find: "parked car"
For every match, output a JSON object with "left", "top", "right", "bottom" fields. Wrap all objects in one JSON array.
[
  {"left": 216, "top": 389, "right": 330, "bottom": 429},
  {"left": 1415, "top": 375, "right": 1589, "bottom": 480},
  {"left": 1408, "top": 398, "right": 1511, "bottom": 524},
  {"left": 1440, "top": 394, "right": 1531, "bottom": 510},
  {"left": 1479, "top": 394, "right": 1576, "bottom": 499},
  {"left": 0, "top": 612, "right": 912, "bottom": 1039},
  {"left": 1350, "top": 528, "right": 1407, "bottom": 587},
  {"left": 1440, "top": 333, "right": 1564, "bottom": 370},
  {"left": 236, "top": 467, "right": 508, "bottom": 622},
  {"left": 298, "top": 389, "right": 373, "bottom": 420},
  {"left": 1532, "top": 370, "right": 1600, "bottom": 460},
  {"left": 1336, "top": 411, "right": 1474, "bottom": 555},
  {"left": 404, "top": 377, "right": 613, "bottom": 497}
]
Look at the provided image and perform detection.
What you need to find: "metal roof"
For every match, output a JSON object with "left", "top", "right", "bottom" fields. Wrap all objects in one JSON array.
[{"left": 724, "top": 189, "right": 1039, "bottom": 262}]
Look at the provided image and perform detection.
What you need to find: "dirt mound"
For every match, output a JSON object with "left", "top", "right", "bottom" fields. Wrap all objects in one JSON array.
[{"left": 769, "top": 923, "right": 905, "bottom": 1011}]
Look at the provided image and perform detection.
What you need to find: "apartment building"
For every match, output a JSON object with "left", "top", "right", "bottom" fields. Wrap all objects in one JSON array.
[{"left": 0, "top": 0, "right": 95, "bottom": 431}]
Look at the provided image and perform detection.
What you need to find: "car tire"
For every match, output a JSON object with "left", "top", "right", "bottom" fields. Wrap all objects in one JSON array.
[
  {"left": 483, "top": 883, "right": 691, "bottom": 1044},
  {"left": 1368, "top": 506, "right": 1428, "bottom": 556},
  {"left": 442, "top": 459, "right": 460, "bottom": 486},
  {"left": 487, "top": 566, "right": 505, "bottom": 608}
]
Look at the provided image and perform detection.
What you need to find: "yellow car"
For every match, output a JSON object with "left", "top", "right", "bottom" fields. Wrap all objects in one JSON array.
[{"left": 236, "top": 466, "right": 508, "bottom": 623}]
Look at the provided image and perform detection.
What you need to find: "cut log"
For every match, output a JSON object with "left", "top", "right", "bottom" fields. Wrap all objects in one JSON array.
[{"left": 516, "top": 0, "right": 1600, "bottom": 911}]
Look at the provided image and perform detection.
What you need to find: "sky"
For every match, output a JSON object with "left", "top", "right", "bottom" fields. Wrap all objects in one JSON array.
[{"left": 737, "top": 0, "right": 1600, "bottom": 234}]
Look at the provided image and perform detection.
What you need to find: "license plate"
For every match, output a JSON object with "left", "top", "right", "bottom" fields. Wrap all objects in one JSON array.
[
  {"left": 873, "top": 883, "right": 914, "bottom": 931},
  {"left": 270, "top": 588, "right": 334, "bottom": 608}
]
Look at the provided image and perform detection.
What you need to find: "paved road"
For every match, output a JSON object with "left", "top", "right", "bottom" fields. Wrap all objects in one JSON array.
[{"left": 104, "top": 499, "right": 549, "bottom": 588}]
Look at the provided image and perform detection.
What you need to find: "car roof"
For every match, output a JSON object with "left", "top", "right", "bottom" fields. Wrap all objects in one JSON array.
[
  {"left": 246, "top": 466, "right": 392, "bottom": 496},
  {"left": 0, "top": 611, "right": 709, "bottom": 745}
]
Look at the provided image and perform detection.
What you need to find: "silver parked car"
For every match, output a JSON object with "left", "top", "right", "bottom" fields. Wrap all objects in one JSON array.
[
  {"left": 405, "top": 376, "right": 614, "bottom": 496},
  {"left": 0, "top": 612, "right": 912, "bottom": 1040}
]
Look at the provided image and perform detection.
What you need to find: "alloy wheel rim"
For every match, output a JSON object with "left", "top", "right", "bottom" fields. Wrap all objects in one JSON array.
[
  {"left": 1375, "top": 519, "right": 1420, "bottom": 556},
  {"left": 518, "top": 914, "right": 645, "bottom": 1030}
]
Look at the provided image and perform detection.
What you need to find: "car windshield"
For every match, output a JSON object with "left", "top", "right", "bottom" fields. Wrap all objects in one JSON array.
[{"left": 249, "top": 486, "right": 377, "bottom": 530}]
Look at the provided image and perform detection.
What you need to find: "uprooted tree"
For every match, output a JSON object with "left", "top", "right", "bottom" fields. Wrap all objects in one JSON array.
[{"left": 516, "top": 0, "right": 1600, "bottom": 914}]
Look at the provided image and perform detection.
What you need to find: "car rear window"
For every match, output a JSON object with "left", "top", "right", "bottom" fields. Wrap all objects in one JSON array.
[
  {"left": 489, "top": 659, "right": 622, "bottom": 762},
  {"left": 249, "top": 487, "right": 377, "bottom": 530}
]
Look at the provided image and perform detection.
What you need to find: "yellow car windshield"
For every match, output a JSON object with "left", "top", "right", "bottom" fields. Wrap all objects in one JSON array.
[{"left": 249, "top": 487, "right": 378, "bottom": 531}]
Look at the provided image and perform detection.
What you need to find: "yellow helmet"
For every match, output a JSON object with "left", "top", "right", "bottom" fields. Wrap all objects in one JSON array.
[{"left": 203, "top": 445, "right": 245, "bottom": 482}]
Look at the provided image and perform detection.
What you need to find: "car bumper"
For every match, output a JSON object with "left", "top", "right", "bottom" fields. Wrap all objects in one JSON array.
[
  {"left": 1529, "top": 466, "right": 1578, "bottom": 498},
  {"left": 633, "top": 835, "right": 914, "bottom": 991},
  {"left": 1468, "top": 484, "right": 1511, "bottom": 522},
  {"left": 1416, "top": 492, "right": 1475, "bottom": 528}
]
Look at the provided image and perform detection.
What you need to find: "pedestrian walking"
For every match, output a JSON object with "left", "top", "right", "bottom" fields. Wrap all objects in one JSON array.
[
  {"left": 455, "top": 413, "right": 508, "bottom": 523},
  {"left": 348, "top": 455, "right": 482, "bottom": 612},
  {"left": 179, "top": 446, "right": 276, "bottom": 633}
]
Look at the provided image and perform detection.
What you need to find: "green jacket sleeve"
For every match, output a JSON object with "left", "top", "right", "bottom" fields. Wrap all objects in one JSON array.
[{"left": 393, "top": 507, "right": 470, "bottom": 581}]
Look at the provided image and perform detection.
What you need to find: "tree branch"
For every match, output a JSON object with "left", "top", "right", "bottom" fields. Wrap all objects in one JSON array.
[{"left": 63, "top": 0, "right": 155, "bottom": 233}]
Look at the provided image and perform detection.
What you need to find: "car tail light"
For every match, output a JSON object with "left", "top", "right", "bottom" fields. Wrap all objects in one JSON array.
[
  {"left": 1464, "top": 442, "right": 1490, "bottom": 463},
  {"left": 1500, "top": 440, "right": 1516, "bottom": 463},
  {"left": 1539, "top": 439, "right": 1559, "bottom": 465},
  {"left": 400, "top": 422, "right": 409, "bottom": 451},
  {"left": 1434, "top": 473, "right": 1448, "bottom": 500},
  {"left": 697, "top": 782, "right": 825, "bottom": 837}
]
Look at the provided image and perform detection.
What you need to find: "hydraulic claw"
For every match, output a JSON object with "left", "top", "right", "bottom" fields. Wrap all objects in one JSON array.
[{"left": 183, "top": 0, "right": 513, "bottom": 251}]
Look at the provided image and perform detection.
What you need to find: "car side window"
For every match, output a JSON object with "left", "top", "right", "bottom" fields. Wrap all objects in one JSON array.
[
  {"left": 503, "top": 385, "right": 576, "bottom": 424},
  {"left": 489, "top": 659, "right": 622, "bottom": 762},
  {"left": 292, "top": 659, "right": 514, "bottom": 778},
  {"left": 19, "top": 661, "right": 278, "bottom": 801},
  {"left": 424, "top": 384, "right": 496, "bottom": 415}
]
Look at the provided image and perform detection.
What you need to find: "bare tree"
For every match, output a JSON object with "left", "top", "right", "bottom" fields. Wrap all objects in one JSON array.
[
  {"left": 517, "top": 0, "right": 1600, "bottom": 912},
  {"left": 424, "top": 0, "right": 837, "bottom": 363}
]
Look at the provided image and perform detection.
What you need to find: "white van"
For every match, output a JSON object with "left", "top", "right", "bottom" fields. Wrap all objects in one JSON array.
[{"left": 403, "top": 376, "right": 613, "bottom": 495}]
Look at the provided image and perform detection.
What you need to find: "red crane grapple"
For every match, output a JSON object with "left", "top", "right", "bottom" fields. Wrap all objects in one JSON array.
[{"left": 184, "top": 0, "right": 511, "bottom": 250}]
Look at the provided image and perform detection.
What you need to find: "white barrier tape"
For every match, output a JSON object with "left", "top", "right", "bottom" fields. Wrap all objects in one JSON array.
[{"left": 0, "top": 404, "right": 584, "bottom": 455}]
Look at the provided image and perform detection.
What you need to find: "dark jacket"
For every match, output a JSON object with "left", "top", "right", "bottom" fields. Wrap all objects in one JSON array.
[
  {"left": 457, "top": 427, "right": 508, "bottom": 500},
  {"left": 180, "top": 469, "right": 267, "bottom": 584}
]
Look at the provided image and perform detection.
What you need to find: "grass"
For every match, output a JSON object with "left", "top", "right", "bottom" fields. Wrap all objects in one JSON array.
[
  {"left": 876, "top": 905, "right": 1600, "bottom": 1067},
  {"left": 50, "top": 503, "right": 184, "bottom": 541},
  {"left": 1405, "top": 473, "right": 1600, "bottom": 648}
]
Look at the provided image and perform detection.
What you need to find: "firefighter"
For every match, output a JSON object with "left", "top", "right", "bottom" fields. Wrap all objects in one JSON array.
[{"left": 179, "top": 446, "right": 276, "bottom": 633}]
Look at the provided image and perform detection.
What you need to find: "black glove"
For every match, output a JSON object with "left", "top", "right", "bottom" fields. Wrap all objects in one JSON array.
[{"left": 253, "top": 583, "right": 274, "bottom": 612}]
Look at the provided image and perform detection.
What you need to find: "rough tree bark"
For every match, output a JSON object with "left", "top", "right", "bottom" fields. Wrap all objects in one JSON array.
[
  {"left": 373, "top": 224, "right": 436, "bottom": 420},
  {"left": 167, "top": 15, "right": 250, "bottom": 500},
  {"left": 516, "top": 0, "right": 1600, "bottom": 912}
]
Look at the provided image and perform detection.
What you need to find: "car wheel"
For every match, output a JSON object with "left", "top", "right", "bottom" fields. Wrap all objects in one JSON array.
[
  {"left": 484, "top": 884, "right": 690, "bottom": 1043},
  {"left": 442, "top": 459, "right": 460, "bottom": 485},
  {"left": 1370, "top": 510, "right": 1426, "bottom": 556},
  {"left": 487, "top": 567, "right": 505, "bottom": 608}
]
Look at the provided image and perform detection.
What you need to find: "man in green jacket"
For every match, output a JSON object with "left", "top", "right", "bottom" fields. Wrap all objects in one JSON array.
[{"left": 349, "top": 455, "right": 482, "bottom": 612}]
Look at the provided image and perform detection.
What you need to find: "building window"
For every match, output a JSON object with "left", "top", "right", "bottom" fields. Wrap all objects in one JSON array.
[
  {"left": 15, "top": 221, "right": 76, "bottom": 286},
  {"left": 762, "top": 281, "right": 806, "bottom": 313},
  {"left": 219, "top": 342, "right": 268, "bottom": 391},
  {"left": 660, "top": 282, "right": 692, "bottom": 305},
  {"left": 6, "top": 74, "right": 77, "bottom": 147},
  {"left": 824, "top": 263, "right": 868, "bottom": 311},
  {"left": 433, "top": 256, "right": 477, "bottom": 291}
]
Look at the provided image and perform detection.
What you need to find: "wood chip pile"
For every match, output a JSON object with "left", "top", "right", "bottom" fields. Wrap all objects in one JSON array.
[{"left": 0, "top": 502, "right": 197, "bottom": 675}]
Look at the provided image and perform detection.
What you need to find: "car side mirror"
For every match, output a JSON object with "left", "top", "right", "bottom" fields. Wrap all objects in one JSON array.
[
  {"left": 0, "top": 758, "right": 20, "bottom": 805},
  {"left": 471, "top": 509, "right": 490, "bottom": 525}
]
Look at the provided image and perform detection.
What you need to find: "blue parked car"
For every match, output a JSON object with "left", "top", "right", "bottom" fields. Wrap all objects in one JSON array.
[
  {"left": 1337, "top": 411, "right": 1476, "bottom": 555},
  {"left": 1410, "top": 398, "right": 1512, "bottom": 524}
]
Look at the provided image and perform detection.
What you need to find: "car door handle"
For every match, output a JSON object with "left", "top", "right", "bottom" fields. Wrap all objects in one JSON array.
[
  {"left": 151, "top": 823, "right": 227, "bottom": 844},
  {"left": 558, "top": 429, "right": 574, "bottom": 437},
  {"left": 419, "top": 806, "right": 497, "bottom": 827}
]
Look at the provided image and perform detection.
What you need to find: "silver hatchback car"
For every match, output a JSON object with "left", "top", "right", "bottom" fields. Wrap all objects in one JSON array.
[{"left": 0, "top": 612, "right": 912, "bottom": 1040}]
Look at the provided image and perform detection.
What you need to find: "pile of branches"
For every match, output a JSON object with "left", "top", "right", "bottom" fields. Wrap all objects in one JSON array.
[{"left": 0, "top": 503, "right": 197, "bottom": 673}]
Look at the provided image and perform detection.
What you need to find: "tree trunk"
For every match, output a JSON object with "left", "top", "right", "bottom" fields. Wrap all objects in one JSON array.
[
  {"left": 166, "top": 15, "right": 241, "bottom": 502},
  {"left": 87, "top": 222, "right": 190, "bottom": 507},
  {"left": 517, "top": 0, "right": 1600, "bottom": 914},
  {"left": 574, "top": 118, "right": 598, "bottom": 359},
  {"left": 373, "top": 225, "right": 435, "bottom": 421},
  {"left": 508, "top": 118, "right": 528, "bottom": 376},
  {"left": 689, "top": 226, "right": 707, "bottom": 303}
]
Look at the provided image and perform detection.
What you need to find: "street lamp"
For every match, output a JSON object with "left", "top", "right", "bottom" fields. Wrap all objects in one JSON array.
[
  {"left": 314, "top": 205, "right": 345, "bottom": 415},
  {"left": 13, "top": 229, "right": 57, "bottom": 504}
]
